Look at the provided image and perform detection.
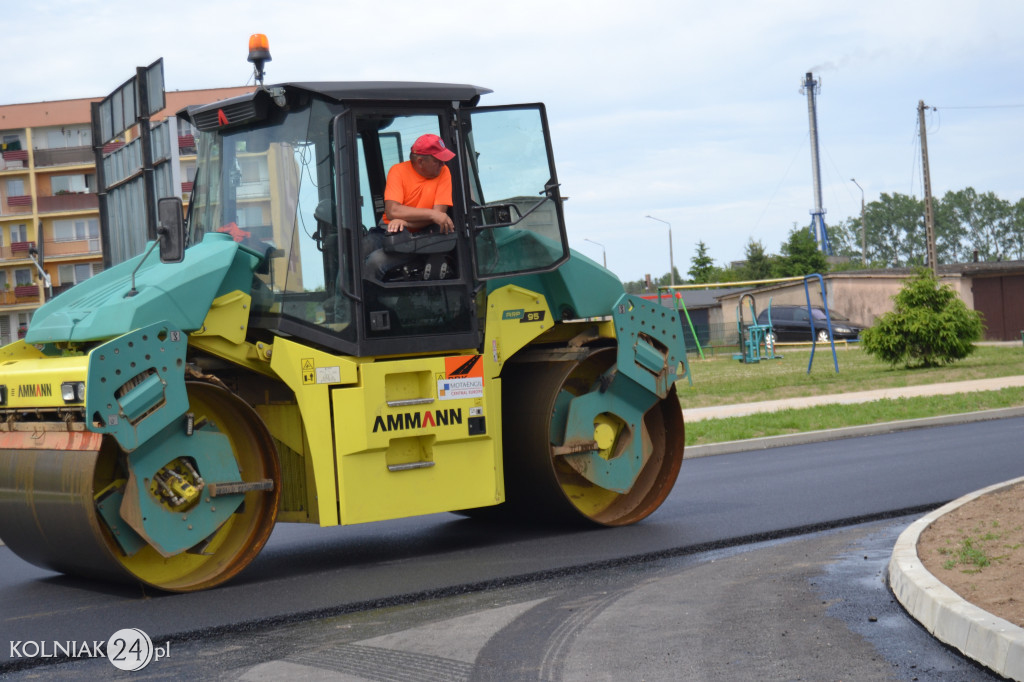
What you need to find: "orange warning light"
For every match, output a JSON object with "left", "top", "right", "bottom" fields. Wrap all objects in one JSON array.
[{"left": 248, "top": 34, "right": 271, "bottom": 63}]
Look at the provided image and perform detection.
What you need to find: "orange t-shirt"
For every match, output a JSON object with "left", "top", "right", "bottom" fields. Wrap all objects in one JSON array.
[{"left": 383, "top": 161, "right": 452, "bottom": 228}]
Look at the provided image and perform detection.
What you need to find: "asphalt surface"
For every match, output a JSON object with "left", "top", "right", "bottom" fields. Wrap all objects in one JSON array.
[
  {"left": 2, "top": 518, "right": 1000, "bottom": 681},
  {"left": 2, "top": 375, "right": 1022, "bottom": 680}
]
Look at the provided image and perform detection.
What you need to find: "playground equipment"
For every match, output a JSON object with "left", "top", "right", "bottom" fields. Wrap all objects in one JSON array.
[
  {"left": 733, "top": 293, "right": 778, "bottom": 363},
  {"left": 663, "top": 273, "right": 839, "bottom": 374}
]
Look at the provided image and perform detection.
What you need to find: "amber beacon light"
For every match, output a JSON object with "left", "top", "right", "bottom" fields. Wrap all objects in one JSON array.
[{"left": 248, "top": 34, "right": 272, "bottom": 85}]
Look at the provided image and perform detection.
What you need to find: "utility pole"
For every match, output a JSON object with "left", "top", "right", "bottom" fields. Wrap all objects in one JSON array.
[
  {"left": 645, "top": 215, "right": 675, "bottom": 286},
  {"left": 918, "top": 100, "right": 939, "bottom": 275}
]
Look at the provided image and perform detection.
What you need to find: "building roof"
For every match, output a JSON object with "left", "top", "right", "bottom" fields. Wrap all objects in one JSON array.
[
  {"left": 640, "top": 287, "right": 747, "bottom": 309},
  {"left": 0, "top": 87, "right": 254, "bottom": 131}
]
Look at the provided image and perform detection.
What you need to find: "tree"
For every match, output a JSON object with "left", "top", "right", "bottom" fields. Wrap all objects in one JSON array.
[
  {"left": 773, "top": 226, "right": 828, "bottom": 278},
  {"left": 688, "top": 241, "right": 716, "bottom": 284},
  {"left": 1008, "top": 197, "right": 1024, "bottom": 260},
  {"left": 737, "top": 238, "right": 774, "bottom": 281},
  {"left": 865, "top": 193, "right": 925, "bottom": 266},
  {"left": 826, "top": 217, "right": 862, "bottom": 260},
  {"left": 941, "top": 187, "right": 1012, "bottom": 261},
  {"left": 860, "top": 268, "right": 983, "bottom": 368},
  {"left": 932, "top": 192, "right": 969, "bottom": 263}
]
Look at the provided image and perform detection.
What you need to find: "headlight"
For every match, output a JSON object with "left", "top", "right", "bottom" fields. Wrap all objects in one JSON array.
[
  {"left": 833, "top": 326, "right": 852, "bottom": 334},
  {"left": 61, "top": 381, "right": 86, "bottom": 403}
]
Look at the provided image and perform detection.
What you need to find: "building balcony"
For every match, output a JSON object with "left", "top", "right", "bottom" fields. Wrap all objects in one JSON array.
[
  {"left": 14, "top": 285, "right": 39, "bottom": 300},
  {"left": 33, "top": 146, "right": 93, "bottom": 168},
  {"left": 37, "top": 192, "right": 98, "bottom": 213},
  {"left": 179, "top": 135, "right": 196, "bottom": 155},
  {"left": 0, "top": 288, "right": 38, "bottom": 307},
  {"left": 44, "top": 238, "right": 102, "bottom": 257},
  {"left": 1, "top": 149, "right": 28, "bottom": 171},
  {"left": 237, "top": 181, "right": 269, "bottom": 199},
  {"left": 2, "top": 196, "right": 32, "bottom": 216},
  {"left": 9, "top": 241, "right": 36, "bottom": 256}
]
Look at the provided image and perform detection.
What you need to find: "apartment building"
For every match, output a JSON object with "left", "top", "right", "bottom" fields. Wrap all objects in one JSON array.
[{"left": 0, "top": 86, "right": 251, "bottom": 345}]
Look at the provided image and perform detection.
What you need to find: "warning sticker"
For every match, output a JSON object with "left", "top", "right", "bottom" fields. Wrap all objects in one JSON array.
[
  {"left": 316, "top": 366, "right": 341, "bottom": 384},
  {"left": 439, "top": 355, "right": 484, "bottom": 400},
  {"left": 301, "top": 358, "right": 315, "bottom": 385}
]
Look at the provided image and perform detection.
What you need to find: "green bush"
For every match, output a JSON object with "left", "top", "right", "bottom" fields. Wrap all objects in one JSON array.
[{"left": 861, "top": 268, "right": 984, "bottom": 368}]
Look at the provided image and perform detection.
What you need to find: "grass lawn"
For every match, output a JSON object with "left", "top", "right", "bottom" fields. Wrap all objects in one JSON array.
[{"left": 676, "top": 344, "right": 1024, "bottom": 445}]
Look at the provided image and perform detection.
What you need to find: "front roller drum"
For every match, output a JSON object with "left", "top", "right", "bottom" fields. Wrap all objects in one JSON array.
[
  {"left": 0, "top": 382, "right": 280, "bottom": 592},
  {"left": 502, "top": 348, "right": 684, "bottom": 526}
]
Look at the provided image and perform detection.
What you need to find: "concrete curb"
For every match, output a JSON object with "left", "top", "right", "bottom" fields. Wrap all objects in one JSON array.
[
  {"left": 684, "top": 406, "right": 1024, "bottom": 458},
  {"left": 888, "top": 476, "right": 1024, "bottom": 682}
]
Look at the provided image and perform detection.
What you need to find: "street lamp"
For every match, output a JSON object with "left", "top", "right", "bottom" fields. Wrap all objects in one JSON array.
[
  {"left": 645, "top": 215, "right": 675, "bottom": 286},
  {"left": 583, "top": 238, "right": 606, "bottom": 268},
  {"left": 851, "top": 178, "right": 866, "bottom": 264}
]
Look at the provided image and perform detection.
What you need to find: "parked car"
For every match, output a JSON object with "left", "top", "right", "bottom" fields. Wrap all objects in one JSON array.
[{"left": 755, "top": 305, "right": 865, "bottom": 343}]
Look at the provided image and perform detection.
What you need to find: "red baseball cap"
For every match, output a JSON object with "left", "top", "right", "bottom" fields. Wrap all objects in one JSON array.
[{"left": 411, "top": 134, "right": 455, "bottom": 162}]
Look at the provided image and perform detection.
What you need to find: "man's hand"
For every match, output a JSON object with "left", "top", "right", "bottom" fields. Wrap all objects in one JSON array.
[
  {"left": 432, "top": 210, "right": 454, "bottom": 234},
  {"left": 386, "top": 219, "right": 409, "bottom": 233}
]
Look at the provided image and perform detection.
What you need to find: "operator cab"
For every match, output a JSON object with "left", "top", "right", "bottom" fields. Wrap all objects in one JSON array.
[{"left": 181, "top": 82, "right": 569, "bottom": 357}]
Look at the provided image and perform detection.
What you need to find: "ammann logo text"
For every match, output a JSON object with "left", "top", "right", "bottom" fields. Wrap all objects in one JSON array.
[
  {"left": 17, "top": 384, "right": 52, "bottom": 398},
  {"left": 372, "top": 408, "right": 463, "bottom": 433}
]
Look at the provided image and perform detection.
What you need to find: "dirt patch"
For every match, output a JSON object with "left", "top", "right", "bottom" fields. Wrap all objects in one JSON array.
[{"left": 918, "top": 480, "right": 1024, "bottom": 627}]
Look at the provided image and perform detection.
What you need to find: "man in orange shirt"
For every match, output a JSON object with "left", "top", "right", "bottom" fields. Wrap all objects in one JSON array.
[{"left": 365, "top": 134, "right": 456, "bottom": 279}]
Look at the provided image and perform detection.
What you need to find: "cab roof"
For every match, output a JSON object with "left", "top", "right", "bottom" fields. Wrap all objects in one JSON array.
[
  {"left": 285, "top": 81, "right": 492, "bottom": 105},
  {"left": 182, "top": 81, "right": 493, "bottom": 132}
]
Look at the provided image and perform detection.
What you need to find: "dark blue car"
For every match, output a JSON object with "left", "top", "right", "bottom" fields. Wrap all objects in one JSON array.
[{"left": 756, "top": 305, "right": 865, "bottom": 343}]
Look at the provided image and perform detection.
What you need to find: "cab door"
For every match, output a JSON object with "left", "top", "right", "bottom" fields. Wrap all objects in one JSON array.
[
  {"left": 334, "top": 108, "right": 480, "bottom": 358},
  {"left": 457, "top": 105, "right": 570, "bottom": 280}
]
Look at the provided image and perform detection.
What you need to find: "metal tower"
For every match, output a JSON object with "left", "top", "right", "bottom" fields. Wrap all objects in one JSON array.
[{"left": 800, "top": 72, "right": 831, "bottom": 255}]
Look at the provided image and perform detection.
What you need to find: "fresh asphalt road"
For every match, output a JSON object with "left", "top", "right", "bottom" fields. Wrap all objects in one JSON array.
[{"left": 2, "top": 416, "right": 1023, "bottom": 671}]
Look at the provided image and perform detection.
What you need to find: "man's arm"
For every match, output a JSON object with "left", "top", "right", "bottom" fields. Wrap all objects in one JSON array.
[{"left": 383, "top": 201, "right": 454, "bottom": 233}]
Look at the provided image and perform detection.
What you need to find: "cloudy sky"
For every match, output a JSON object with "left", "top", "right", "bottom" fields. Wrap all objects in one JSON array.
[{"left": 6, "top": 1, "right": 1023, "bottom": 281}]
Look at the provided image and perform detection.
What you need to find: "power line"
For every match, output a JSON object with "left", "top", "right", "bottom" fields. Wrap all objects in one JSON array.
[{"left": 933, "top": 103, "right": 1024, "bottom": 110}]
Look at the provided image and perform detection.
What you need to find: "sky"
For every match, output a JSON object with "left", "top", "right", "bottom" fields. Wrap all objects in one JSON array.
[{"left": 5, "top": 1, "right": 1024, "bottom": 282}]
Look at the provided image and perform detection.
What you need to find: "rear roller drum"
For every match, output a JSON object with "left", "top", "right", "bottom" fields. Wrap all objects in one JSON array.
[
  {"left": 0, "top": 382, "right": 280, "bottom": 592},
  {"left": 502, "top": 347, "right": 684, "bottom": 526}
]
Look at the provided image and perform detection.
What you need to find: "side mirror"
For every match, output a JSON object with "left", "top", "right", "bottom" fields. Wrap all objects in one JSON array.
[{"left": 157, "top": 197, "right": 185, "bottom": 263}]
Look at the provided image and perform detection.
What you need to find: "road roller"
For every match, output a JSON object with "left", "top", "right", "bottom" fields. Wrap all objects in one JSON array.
[{"left": 0, "top": 51, "right": 686, "bottom": 592}]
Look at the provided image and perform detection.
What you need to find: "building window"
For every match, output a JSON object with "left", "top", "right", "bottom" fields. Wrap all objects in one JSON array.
[
  {"left": 14, "top": 268, "right": 32, "bottom": 287},
  {"left": 17, "top": 312, "right": 30, "bottom": 339},
  {"left": 10, "top": 224, "right": 27, "bottom": 243},
  {"left": 237, "top": 206, "right": 264, "bottom": 228},
  {"left": 53, "top": 218, "right": 99, "bottom": 242},
  {"left": 59, "top": 263, "right": 93, "bottom": 286},
  {"left": 6, "top": 179, "right": 25, "bottom": 196},
  {"left": 51, "top": 174, "right": 91, "bottom": 194},
  {"left": 38, "top": 126, "right": 92, "bottom": 150}
]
